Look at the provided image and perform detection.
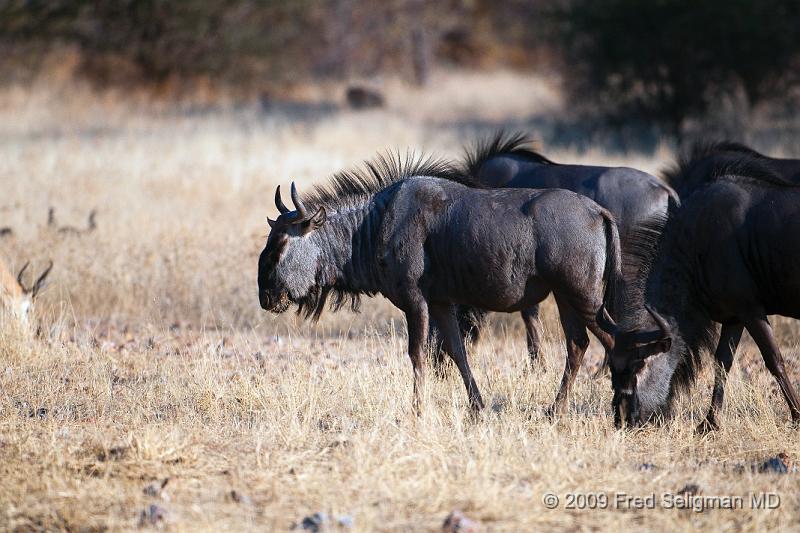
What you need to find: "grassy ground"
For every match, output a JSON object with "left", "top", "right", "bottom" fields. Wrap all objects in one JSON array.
[{"left": 1, "top": 70, "right": 799, "bottom": 531}]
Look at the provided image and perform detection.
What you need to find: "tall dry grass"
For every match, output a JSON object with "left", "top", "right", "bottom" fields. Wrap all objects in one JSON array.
[{"left": 1, "top": 70, "right": 799, "bottom": 531}]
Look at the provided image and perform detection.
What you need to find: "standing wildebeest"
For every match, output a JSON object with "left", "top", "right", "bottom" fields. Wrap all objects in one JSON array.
[
  {"left": 258, "top": 154, "right": 620, "bottom": 413},
  {"left": 441, "top": 132, "right": 678, "bottom": 362},
  {"left": 597, "top": 149, "right": 800, "bottom": 431},
  {"left": 664, "top": 141, "right": 800, "bottom": 199}
]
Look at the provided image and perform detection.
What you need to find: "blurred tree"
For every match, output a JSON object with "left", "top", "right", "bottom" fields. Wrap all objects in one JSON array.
[
  {"left": 554, "top": 0, "right": 800, "bottom": 138},
  {"left": 0, "top": 0, "right": 554, "bottom": 89}
]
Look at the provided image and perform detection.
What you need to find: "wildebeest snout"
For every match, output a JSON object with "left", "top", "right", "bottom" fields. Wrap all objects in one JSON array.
[{"left": 613, "top": 390, "right": 640, "bottom": 429}]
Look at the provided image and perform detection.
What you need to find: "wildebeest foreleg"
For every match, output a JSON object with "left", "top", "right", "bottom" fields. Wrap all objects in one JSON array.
[
  {"left": 549, "top": 298, "right": 590, "bottom": 416},
  {"left": 405, "top": 302, "right": 430, "bottom": 415},
  {"left": 430, "top": 303, "right": 485, "bottom": 411},
  {"left": 698, "top": 323, "right": 743, "bottom": 433},
  {"left": 520, "top": 305, "right": 542, "bottom": 363},
  {"left": 744, "top": 316, "right": 800, "bottom": 423}
]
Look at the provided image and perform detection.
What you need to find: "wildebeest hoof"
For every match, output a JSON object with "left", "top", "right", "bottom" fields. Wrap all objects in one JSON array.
[
  {"left": 592, "top": 365, "right": 610, "bottom": 379},
  {"left": 544, "top": 404, "right": 563, "bottom": 421},
  {"left": 431, "top": 362, "right": 451, "bottom": 380},
  {"left": 695, "top": 418, "right": 719, "bottom": 435}
]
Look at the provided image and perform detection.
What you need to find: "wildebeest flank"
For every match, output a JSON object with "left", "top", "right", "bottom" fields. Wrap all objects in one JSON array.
[
  {"left": 441, "top": 131, "right": 677, "bottom": 363},
  {"left": 597, "top": 152, "right": 800, "bottom": 430},
  {"left": 258, "top": 153, "right": 621, "bottom": 414}
]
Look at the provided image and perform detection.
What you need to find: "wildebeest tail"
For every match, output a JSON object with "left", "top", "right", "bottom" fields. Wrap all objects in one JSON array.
[{"left": 599, "top": 208, "right": 622, "bottom": 315}]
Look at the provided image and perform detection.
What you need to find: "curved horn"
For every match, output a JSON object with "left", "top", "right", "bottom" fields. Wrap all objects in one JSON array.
[
  {"left": 595, "top": 305, "right": 618, "bottom": 335},
  {"left": 31, "top": 261, "right": 53, "bottom": 297},
  {"left": 290, "top": 182, "right": 308, "bottom": 218},
  {"left": 645, "top": 304, "right": 670, "bottom": 338},
  {"left": 16, "top": 261, "right": 30, "bottom": 291},
  {"left": 275, "top": 185, "right": 290, "bottom": 214}
]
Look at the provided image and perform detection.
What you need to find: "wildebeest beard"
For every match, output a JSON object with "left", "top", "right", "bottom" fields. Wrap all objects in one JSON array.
[{"left": 293, "top": 284, "right": 364, "bottom": 321}]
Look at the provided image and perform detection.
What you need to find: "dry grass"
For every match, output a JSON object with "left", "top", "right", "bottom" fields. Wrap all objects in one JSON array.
[{"left": 1, "top": 70, "right": 799, "bottom": 531}]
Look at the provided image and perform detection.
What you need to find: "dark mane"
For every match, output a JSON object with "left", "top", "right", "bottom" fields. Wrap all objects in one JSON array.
[
  {"left": 623, "top": 209, "right": 716, "bottom": 400},
  {"left": 702, "top": 140, "right": 767, "bottom": 158},
  {"left": 302, "top": 151, "right": 474, "bottom": 212},
  {"left": 662, "top": 141, "right": 794, "bottom": 196},
  {"left": 461, "top": 130, "right": 556, "bottom": 178},
  {"left": 620, "top": 216, "right": 668, "bottom": 312},
  {"left": 290, "top": 150, "right": 476, "bottom": 321}
]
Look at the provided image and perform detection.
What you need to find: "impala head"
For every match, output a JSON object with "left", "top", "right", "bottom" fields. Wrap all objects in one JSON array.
[
  {"left": 1, "top": 260, "right": 53, "bottom": 324},
  {"left": 258, "top": 183, "right": 327, "bottom": 313},
  {"left": 597, "top": 304, "right": 676, "bottom": 428}
]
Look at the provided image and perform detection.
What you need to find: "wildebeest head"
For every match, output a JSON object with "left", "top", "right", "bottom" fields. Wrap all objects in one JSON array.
[
  {"left": 597, "top": 304, "right": 675, "bottom": 428},
  {"left": 258, "top": 183, "right": 326, "bottom": 313}
]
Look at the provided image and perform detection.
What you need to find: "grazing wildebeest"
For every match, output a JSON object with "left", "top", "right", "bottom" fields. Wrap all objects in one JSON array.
[
  {"left": 0, "top": 258, "right": 53, "bottom": 327},
  {"left": 664, "top": 141, "right": 800, "bottom": 199},
  {"left": 258, "top": 153, "right": 620, "bottom": 414},
  {"left": 439, "top": 132, "right": 678, "bottom": 363},
  {"left": 596, "top": 149, "right": 800, "bottom": 431}
]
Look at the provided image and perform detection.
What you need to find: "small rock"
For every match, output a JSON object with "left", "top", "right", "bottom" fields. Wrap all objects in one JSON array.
[
  {"left": 490, "top": 396, "right": 507, "bottom": 413},
  {"left": 442, "top": 510, "right": 480, "bottom": 533},
  {"left": 335, "top": 514, "right": 354, "bottom": 528},
  {"left": 676, "top": 483, "right": 700, "bottom": 496},
  {"left": 759, "top": 452, "right": 794, "bottom": 473},
  {"left": 138, "top": 504, "right": 167, "bottom": 527},
  {"left": 227, "top": 490, "right": 252, "bottom": 505},
  {"left": 296, "top": 512, "right": 327, "bottom": 532}
]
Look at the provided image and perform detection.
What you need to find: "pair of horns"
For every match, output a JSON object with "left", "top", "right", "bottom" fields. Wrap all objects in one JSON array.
[
  {"left": 596, "top": 304, "right": 670, "bottom": 345},
  {"left": 18, "top": 260, "right": 53, "bottom": 297},
  {"left": 274, "top": 182, "right": 308, "bottom": 219}
]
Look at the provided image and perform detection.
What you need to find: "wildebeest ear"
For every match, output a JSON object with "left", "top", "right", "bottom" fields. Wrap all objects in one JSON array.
[
  {"left": 636, "top": 337, "right": 672, "bottom": 359},
  {"left": 267, "top": 217, "right": 277, "bottom": 229},
  {"left": 308, "top": 206, "right": 326, "bottom": 229}
]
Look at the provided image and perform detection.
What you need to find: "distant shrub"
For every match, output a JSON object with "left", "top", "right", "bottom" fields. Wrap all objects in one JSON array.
[{"left": 555, "top": 0, "right": 800, "bottom": 137}]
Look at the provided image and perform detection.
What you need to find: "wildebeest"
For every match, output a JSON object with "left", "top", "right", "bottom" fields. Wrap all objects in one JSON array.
[
  {"left": 664, "top": 141, "right": 800, "bottom": 199},
  {"left": 597, "top": 148, "right": 800, "bottom": 431},
  {"left": 440, "top": 132, "right": 678, "bottom": 362},
  {"left": 258, "top": 153, "right": 620, "bottom": 414},
  {"left": 0, "top": 258, "right": 53, "bottom": 327},
  {"left": 346, "top": 86, "right": 385, "bottom": 110}
]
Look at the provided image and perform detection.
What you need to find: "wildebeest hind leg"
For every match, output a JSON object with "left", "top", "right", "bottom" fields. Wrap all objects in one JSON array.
[
  {"left": 404, "top": 301, "right": 430, "bottom": 416},
  {"left": 520, "top": 305, "right": 542, "bottom": 364},
  {"left": 427, "top": 317, "right": 450, "bottom": 377},
  {"left": 429, "top": 303, "right": 485, "bottom": 411},
  {"left": 744, "top": 316, "right": 800, "bottom": 423},
  {"left": 548, "top": 297, "right": 590, "bottom": 417},
  {"left": 457, "top": 305, "right": 487, "bottom": 344},
  {"left": 698, "top": 323, "right": 743, "bottom": 433}
]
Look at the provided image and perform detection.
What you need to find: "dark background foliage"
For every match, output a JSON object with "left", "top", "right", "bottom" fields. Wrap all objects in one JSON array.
[{"left": 2, "top": 0, "right": 799, "bottom": 137}]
